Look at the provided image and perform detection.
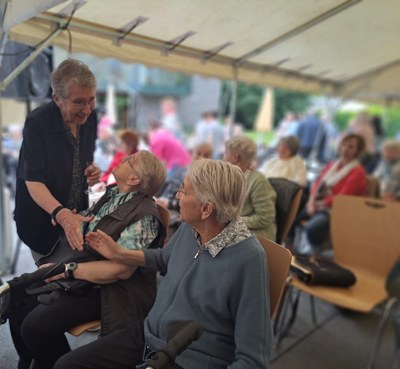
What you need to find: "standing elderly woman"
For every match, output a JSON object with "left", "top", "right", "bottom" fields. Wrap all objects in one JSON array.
[
  {"left": 61, "top": 159, "right": 272, "bottom": 369},
  {"left": 224, "top": 136, "right": 277, "bottom": 241},
  {"left": 259, "top": 135, "right": 307, "bottom": 187},
  {"left": 300, "top": 133, "right": 367, "bottom": 252},
  {"left": 14, "top": 58, "right": 101, "bottom": 258}
]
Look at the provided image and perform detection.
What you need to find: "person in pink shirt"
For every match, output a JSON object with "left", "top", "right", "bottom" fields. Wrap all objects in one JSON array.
[{"left": 147, "top": 120, "right": 191, "bottom": 179}]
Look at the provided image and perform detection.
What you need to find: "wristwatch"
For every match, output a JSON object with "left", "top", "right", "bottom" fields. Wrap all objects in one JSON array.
[{"left": 64, "top": 262, "right": 78, "bottom": 280}]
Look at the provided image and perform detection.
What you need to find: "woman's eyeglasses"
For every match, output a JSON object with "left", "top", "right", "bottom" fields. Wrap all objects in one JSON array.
[
  {"left": 177, "top": 183, "right": 195, "bottom": 196},
  {"left": 66, "top": 97, "right": 96, "bottom": 109}
]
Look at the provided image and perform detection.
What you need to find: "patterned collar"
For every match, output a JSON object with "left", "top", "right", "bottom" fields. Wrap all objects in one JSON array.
[{"left": 193, "top": 218, "right": 252, "bottom": 258}]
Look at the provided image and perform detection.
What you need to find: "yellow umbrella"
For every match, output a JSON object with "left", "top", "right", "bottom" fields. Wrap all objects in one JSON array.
[{"left": 255, "top": 87, "right": 274, "bottom": 132}]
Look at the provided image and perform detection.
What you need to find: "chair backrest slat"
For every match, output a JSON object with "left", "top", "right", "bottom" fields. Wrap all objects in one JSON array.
[
  {"left": 257, "top": 237, "right": 292, "bottom": 318},
  {"left": 268, "top": 177, "right": 303, "bottom": 244},
  {"left": 331, "top": 195, "right": 400, "bottom": 279}
]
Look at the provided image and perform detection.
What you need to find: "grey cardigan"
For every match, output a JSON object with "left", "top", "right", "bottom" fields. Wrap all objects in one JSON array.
[{"left": 143, "top": 222, "right": 272, "bottom": 369}]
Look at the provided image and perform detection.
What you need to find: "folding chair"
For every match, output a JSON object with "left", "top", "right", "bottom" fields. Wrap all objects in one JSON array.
[
  {"left": 268, "top": 177, "right": 303, "bottom": 245},
  {"left": 257, "top": 237, "right": 292, "bottom": 318},
  {"left": 283, "top": 195, "right": 400, "bottom": 368}
]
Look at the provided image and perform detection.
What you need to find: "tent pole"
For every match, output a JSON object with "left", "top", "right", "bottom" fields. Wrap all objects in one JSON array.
[
  {"left": 0, "top": 97, "right": 6, "bottom": 274},
  {"left": 0, "top": 32, "right": 6, "bottom": 273},
  {"left": 228, "top": 68, "right": 238, "bottom": 139}
]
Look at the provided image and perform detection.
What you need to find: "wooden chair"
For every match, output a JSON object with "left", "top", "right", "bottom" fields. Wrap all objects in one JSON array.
[
  {"left": 366, "top": 175, "right": 381, "bottom": 198},
  {"left": 268, "top": 177, "right": 303, "bottom": 245},
  {"left": 286, "top": 195, "right": 400, "bottom": 367},
  {"left": 257, "top": 237, "right": 292, "bottom": 318}
]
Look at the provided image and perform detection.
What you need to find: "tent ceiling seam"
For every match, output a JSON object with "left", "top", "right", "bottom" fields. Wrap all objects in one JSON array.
[
  {"left": 235, "top": 0, "right": 361, "bottom": 65},
  {"left": 31, "top": 13, "right": 340, "bottom": 89}
]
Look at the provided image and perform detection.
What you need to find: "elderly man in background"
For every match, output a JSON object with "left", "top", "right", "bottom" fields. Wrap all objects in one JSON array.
[
  {"left": 224, "top": 135, "right": 277, "bottom": 241},
  {"left": 14, "top": 59, "right": 101, "bottom": 259},
  {"left": 54, "top": 159, "right": 272, "bottom": 369}
]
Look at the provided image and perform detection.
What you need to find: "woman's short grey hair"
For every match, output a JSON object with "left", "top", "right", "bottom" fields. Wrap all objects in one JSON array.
[
  {"left": 225, "top": 136, "right": 257, "bottom": 166},
  {"left": 279, "top": 136, "right": 300, "bottom": 156},
  {"left": 382, "top": 139, "right": 400, "bottom": 153},
  {"left": 51, "top": 59, "right": 96, "bottom": 99},
  {"left": 135, "top": 151, "right": 166, "bottom": 196},
  {"left": 188, "top": 159, "right": 245, "bottom": 223}
]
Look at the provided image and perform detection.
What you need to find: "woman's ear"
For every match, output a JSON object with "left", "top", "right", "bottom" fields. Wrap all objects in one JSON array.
[
  {"left": 53, "top": 94, "right": 62, "bottom": 108},
  {"left": 127, "top": 174, "right": 140, "bottom": 187},
  {"left": 200, "top": 202, "right": 214, "bottom": 219}
]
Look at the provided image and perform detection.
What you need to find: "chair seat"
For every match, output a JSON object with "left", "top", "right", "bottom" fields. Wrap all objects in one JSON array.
[
  {"left": 68, "top": 320, "right": 101, "bottom": 337},
  {"left": 290, "top": 267, "right": 388, "bottom": 313}
]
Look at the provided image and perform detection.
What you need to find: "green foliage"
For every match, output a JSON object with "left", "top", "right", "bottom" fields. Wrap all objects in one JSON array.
[
  {"left": 220, "top": 81, "right": 311, "bottom": 130},
  {"left": 333, "top": 111, "right": 356, "bottom": 132},
  {"left": 333, "top": 106, "right": 400, "bottom": 137},
  {"left": 273, "top": 89, "right": 311, "bottom": 127},
  {"left": 366, "top": 105, "right": 400, "bottom": 138},
  {"left": 244, "top": 130, "right": 276, "bottom": 145}
]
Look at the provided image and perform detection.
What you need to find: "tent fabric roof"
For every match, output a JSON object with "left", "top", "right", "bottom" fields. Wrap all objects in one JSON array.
[{"left": 7, "top": 0, "right": 400, "bottom": 104}]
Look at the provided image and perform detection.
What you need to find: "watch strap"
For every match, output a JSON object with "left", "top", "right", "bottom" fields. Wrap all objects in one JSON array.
[
  {"left": 64, "top": 262, "right": 77, "bottom": 280},
  {"left": 51, "top": 206, "right": 65, "bottom": 224}
]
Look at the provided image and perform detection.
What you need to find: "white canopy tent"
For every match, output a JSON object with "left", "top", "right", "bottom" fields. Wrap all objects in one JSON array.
[{"left": 2, "top": 0, "right": 400, "bottom": 104}]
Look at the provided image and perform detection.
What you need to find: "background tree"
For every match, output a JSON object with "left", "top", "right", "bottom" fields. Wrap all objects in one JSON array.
[{"left": 220, "top": 81, "right": 311, "bottom": 130}]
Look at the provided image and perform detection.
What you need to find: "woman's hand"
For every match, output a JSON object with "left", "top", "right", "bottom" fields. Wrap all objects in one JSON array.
[
  {"left": 306, "top": 199, "right": 316, "bottom": 216},
  {"left": 315, "top": 199, "right": 328, "bottom": 212},
  {"left": 155, "top": 197, "right": 168, "bottom": 208},
  {"left": 86, "top": 230, "right": 121, "bottom": 261},
  {"left": 56, "top": 209, "right": 94, "bottom": 250},
  {"left": 84, "top": 163, "right": 102, "bottom": 186}
]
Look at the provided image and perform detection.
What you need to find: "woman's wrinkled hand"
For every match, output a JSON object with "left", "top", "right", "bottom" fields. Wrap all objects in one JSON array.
[
  {"left": 56, "top": 209, "right": 94, "bottom": 250},
  {"left": 86, "top": 230, "right": 120, "bottom": 260},
  {"left": 84, "top": 163, "right": 102, "bottom": 186}
]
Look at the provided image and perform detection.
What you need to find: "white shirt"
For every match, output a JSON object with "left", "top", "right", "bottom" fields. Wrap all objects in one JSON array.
[{"left": 260, "top": 155, "right": 307, "bottom": 186}]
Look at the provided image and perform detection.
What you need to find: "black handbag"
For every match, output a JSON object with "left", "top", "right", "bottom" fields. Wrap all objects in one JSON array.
[{"left": 290, "top": 256, "right": 357, "bottom": 287}]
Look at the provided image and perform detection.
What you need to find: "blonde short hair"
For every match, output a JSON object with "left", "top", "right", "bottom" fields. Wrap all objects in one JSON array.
[
  {"left": 135, "top": 151, "right": 166, "bottom": 196},
  {"left": 187, "top": 159, "right": 245, "bottom": 223},
  {"left": 193, "top": 142, "right": 213, "bottom": 159},
  {"left": 225, "top": 136, "right": 257, "bottom": 166},
  {"left": 382, "top": 139, "right": 400, "bottom": 154}
]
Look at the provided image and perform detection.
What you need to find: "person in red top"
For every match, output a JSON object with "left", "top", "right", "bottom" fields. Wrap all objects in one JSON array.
[
  {"left": 301, "top": 133, "right": 367, "bottom": 253},
  {"left": 97, "top": 129, "right": 139, "bottom": 190}
]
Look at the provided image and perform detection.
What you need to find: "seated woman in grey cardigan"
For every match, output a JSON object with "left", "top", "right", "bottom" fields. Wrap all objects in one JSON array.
[
  {"left": 57, "top": 159, "right": 272, "bottom": 369},
  {"left": 224, "top": 135, "right": 277, "bottom": 241}
]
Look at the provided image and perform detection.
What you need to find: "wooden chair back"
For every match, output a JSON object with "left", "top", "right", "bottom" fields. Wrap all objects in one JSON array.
[
  {"left": 332, "top": 195, "right": 399, "bottom": 284},
  {"left": 269, "top": 177, "right": 303, "bottom": 244},
  {"left": 291, "top": 195, "right": 400, "bottom": 312},
  {"left": 257, "top": 237, "right": 292, "bottom": 318},
  {"left": 365, "top": 175, "right": 380, "bottom": 198}
]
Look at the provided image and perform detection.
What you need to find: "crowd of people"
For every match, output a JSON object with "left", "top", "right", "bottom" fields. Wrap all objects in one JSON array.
[{"left": 2, "top": 57, "right": 400, "bottom": 369}]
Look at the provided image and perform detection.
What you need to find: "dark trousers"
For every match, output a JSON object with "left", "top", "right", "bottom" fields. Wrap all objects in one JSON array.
[
  {"left": 291, "top": 209, "right": 330, "bottom": 252},
  {"left": 9, "top": 288, "right": 101, "bottom": 369},
  {"left": 54, "top": 321, "right": 145, "bottom": 369},
  {"left": 304, "top": 211, "right": 330, "bottom": 247}
]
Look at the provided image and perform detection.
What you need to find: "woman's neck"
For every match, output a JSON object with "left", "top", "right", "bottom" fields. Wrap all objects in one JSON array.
[{"left": 194, "top": 221, "right": 227, "bottom": 245}]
